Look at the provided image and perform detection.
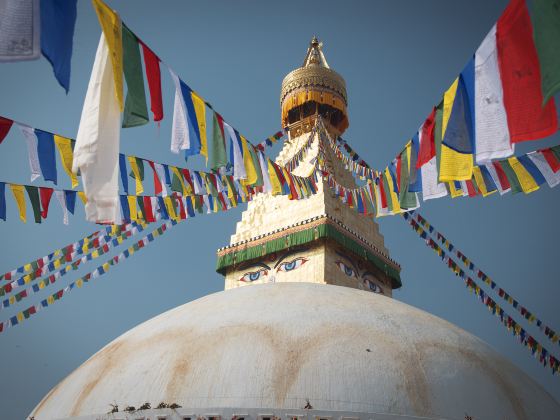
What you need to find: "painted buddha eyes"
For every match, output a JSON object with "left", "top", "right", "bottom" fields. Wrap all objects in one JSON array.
[
  {"left": 239, "top": 256, "right": 308, "bottom": 282},
  {"left": 365, "top": 279, "right": 383, "bottom": 294},
  {"left": 336, "top": 261, "right": 357, "bottom": 278},
  {"left": 278, "top": 257, "right": 308, "bottom": 272},
  {"left": 239, "top": 268, "right": 268, "bottom": 282}
]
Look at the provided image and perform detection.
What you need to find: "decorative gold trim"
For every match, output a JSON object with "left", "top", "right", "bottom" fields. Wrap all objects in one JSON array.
[{"left": 280, "top": 66, "right": 347, "bottom": 106}]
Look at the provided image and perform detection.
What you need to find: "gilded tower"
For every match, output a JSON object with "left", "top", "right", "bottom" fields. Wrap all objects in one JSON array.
[{"left": 217, "top": 38, "right": 401, "bottom": 296}]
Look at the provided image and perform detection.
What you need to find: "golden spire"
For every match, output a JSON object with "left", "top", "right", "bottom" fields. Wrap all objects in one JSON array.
[{"left": 280, "top": 37, "right": 349, "bottom": 136}]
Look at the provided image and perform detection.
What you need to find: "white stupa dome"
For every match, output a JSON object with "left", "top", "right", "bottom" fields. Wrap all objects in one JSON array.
[{"left": 30, "top": 282, "right": 559, "bottom": 420}]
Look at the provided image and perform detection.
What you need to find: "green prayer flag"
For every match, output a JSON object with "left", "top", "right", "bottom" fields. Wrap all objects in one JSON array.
[
  {"left": 382, "top": 174, "right": 394, "bottom": 213},
  {"left": 136, "top": 196, "right": 146, "bottom": 217},
  {"left": 170, "top": 173, "right": 183, "bottom": 193},
  {"left": 210, "top": 112, "right": 227, "bottom": 171},
  {"left": 24, "top": 185, "right": 41, "bottom": 223},
  {"left": 122, "top": 24, "right": 149, "bottom": 128},
  {"left": 398, "top": 148, "right": 417, "bottom": 209},
  {"left": 500, "top": 161, "right": 522, "bottom": 194},
  {"left": 531, "top": 0, "right": 560, "bottom": 103}
]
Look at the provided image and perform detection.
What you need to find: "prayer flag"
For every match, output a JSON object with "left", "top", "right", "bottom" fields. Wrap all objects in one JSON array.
[
  {"left": 39, "top": 187, "right": 53, "bottom": 218},
  {"left": 528, "top": 151, "right": 560, "bottom": 187},
  {"left": 169, "top": 68, "right": 190, "bottom": 154},
  {"left": 121, "top": 23, "right": 148, "bottom": 128},
  {"left": 507, "top": 156, "right": 540, "bottom": 193},
  {"left": 224, "top": 122, "right": 246, "bottom": 180},
  {"left": 65, "top": 190, "right": 77, "bottom": 214},
  {"left": 434, "top": 100, "right": 444, "bottom": 176},
  {"left": 408, "top": 133, "right": 422, "bottom": 192},
  {"left": 128, "top": 156, "right": 144, "bottom": 195},
  {"left": 127, "top": 195, "right": 137, "bottom": 221},
  {"left": 54, "top": 135, "right": 78, "bottom": 188},
  {"left": 241, "top": 138, "right": 260, "bottom": 186},
  {"left": 191, "top": 92, "right": 208, "bottom": 161},
  {"left": 25, "top": 185, "right": 41, "bottom": 223},
  {"left": 148, "top": 161, "right": 162, "bottom": 195},
  {"left": 92, "top": 0, "right": 123, "bottom": 111},
  {"left": 258, "top": 151, "right": 272, "bottom": 193},
  {"left": 487, "top": 162, "right": 511, "bottom": 195},
  {"left": 0, "top": 182, "right": 5, "bottom": 221},
  {"left": 19, "top": 124, "right": 41, "bottom": 182},
  {"left": 35, "top": 129, "right": 57, "bottom": 184},
  {"left": 500, "top": 160, "right": 523, "bottom": 194},
  {"left": 141, "top": 42, "right": 163, "bottom": 122},
  {"left": 210, "top": 112, "right": 227, "bottom": 171},
  {"left": 0, "top": 116, "right": 13, "bottom": 144},
  {"left": 497, "top": 0, "right": 557, "bottom": 142},
  {"left": 531, "top": 0, "right": 560, "bottom": 103},
  {"left": 517, "top": 155, "right": 546, "bottom": 187},
  {"left": 474, "top": 25, "right": 514, "bottom": 163},
  {"left": 10, "top": 184, "right": 26, "bottom": 222},
  {"left": 73, "top": 35, "right": 121, "bottom": 224},
  {"left": 0, "top": 0, "right": 40, "bottom": 62},
  {"left": 40, "top": 0, "right": 77, "bottom": 93},
  {"left": 440, "top": 73, "right": 474, "bottom": 181},
  {"left": 118, "top": 153, "right": 128, "bottom": 193},
  {"left": 267, "top": 159, "right": 282, "bottom": 195},
  {"left": 417, "top": 108, "right": 436, "bottom": 168},
  {"left": 55, "top": 190, "right": 68, "bottom": 224}
]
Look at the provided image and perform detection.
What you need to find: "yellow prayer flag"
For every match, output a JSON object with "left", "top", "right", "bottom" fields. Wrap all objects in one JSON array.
[
  {"left": 9, "top": 296, "right": 15, "bottom": 305},
  {"left": 54, "top": 135, "right": 79, "bottom": 188},
  {"left": 102, "top": 262, "right": 110, "bottom": 272},
  {"left": 191, "top": 92, "right": 208, "bottom": 161},
  {"left": 447, "top": 181, "right": 463, "bottom": 198},
  {"left": 439, "top": 145, "right": 473, "bottom": 182},
  {"left": 78, "top": 191, "right": 87, "bottom": 204},
  {"left": 127, "top": 196, "right": 138, "bottom": 220},
  {"left": 164, "top": 196, "right": 178, "bottom": 221},
  {"left": 508, "top": 157, "right": 539, "bottom": 194},
  {"left": 268, "top": 159, "right": 282, "bottom": 195},
  {"left": 47, "top": 295, "right": 55, "bottom": 305},
  {"left": 473, "top": 167, "right": 492, "bottom": 197},
  {"left": 10, "top": 184, "right": 26, "bottom": 222},
  {"left": 384, "top": 168, "right": 401, "bottom": 214},
  {"left": 17, "top": 312, "right": 24, "bottom": 322},
  {"left": 76, "top": 278, "right": 84, "bottom": 288},
  {"left": 39, "top": 281, "right": 45, "bottom": 290},
  {"left": 54, "top": 259, "right": 61, "bottom": 269},
  {"left": 405, "top": 141, "right": 412, "bottom": 172},
  {"left": 92, "top": 250, "right": 99, "bottom": 258},
  {"left": 24, "top": 263, "right": 32, "bottom": 272},
  {"left": 128, "top": 156, "right": 144, "bottom": 195},
  {"left": 240, "top": 136, "right": 258, "bottom": 186},
  {"left": 442, "top": 78, "right": 459, "bottom": 138},
  {"left": 23, "top": 274, "right": 31, "bottom": 284},
  {"left": 92, "top": 0, "right": 123, "bottom": 111}
]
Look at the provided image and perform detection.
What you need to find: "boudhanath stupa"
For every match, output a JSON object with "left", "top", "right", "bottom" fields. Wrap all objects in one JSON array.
[{"left": 29, "top": 38, "right": 559, "bottom": 420}]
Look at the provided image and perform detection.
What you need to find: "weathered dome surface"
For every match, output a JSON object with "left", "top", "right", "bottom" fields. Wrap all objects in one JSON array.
[{"left": 31, "top": 282, "right": 559, "bottom": 420}]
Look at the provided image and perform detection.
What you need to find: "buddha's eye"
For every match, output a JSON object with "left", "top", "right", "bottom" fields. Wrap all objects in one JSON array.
[
  {"left": 239, "top": 268, "right": 268, "bottom": 282},
  {"left": 277, "top": 257, "right": 308, "bottom": 272},
  {"left": 365, "top": 280, "right": 384, "bottom": 294},
  {"left": 336, "top": 261, "right": 356, "bottom": 278}
]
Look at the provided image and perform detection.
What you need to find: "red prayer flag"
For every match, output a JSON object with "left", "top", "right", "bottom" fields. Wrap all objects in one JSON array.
[
  {"left": 497, "top": 0, "right": 558, "bottom": 143},
  {"left": 0, "top": 116, "right": 13, "bottom": 144},
  {"left": 465, "top": 180, "right": 477, "bottom": 197},
  {"left": 140, "top": 42, "right": 163, "bottom": 122},
  {"left": 417, "top": 107, "right": 436, "bottom": 168},
  {"left": 378, "top": 178, "right": 388, "bottom": 209},
  {"left": 39, "top": 187, "right": 54, "bottom": 219},
  {"left": 541, "top": 148, "right": 560, "bottom": 173},
  {"left": 143, "top": 196, "right": 155, "bottom": 222},
  {"left": 176, "top": 194, "right": 186, "bottom": 219},
  {"left": 492, "top": 161, "right": 511, "bottom": 190},
  {"left": 148, "top": 161, "right": 163, "bottom": 195}
]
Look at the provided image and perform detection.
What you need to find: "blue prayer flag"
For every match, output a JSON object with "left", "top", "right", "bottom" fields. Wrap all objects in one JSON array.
[
  {"left": 40, "top": 0, "right": 77, "bottom": 93},
  {"left": 65, "top": 190, "right": 76, "bottom": 214},
  {"left": 35, "top": 129, "right": 57, "bottom": 184},
  {"left": 517, "top": 155, "right": 546, "bottom": 186},
  {"left": 119, "top": 154, "right": 129, "bottom": 194},
  {"left": 179, "top": 80, "right": 201, "bottom": 156},
  {"left": 120, "top": 195, "right": 130, "bottom": 222}
]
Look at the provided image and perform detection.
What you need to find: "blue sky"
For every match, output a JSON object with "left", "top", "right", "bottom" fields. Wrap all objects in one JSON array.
[{"left": 0, "top": 1, "right": 559, "bottom": 418}]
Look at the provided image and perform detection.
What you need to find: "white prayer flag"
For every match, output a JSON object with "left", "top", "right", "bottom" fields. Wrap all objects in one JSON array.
[
  {"left": 0, "top": 0, "right": 40, "bottom": 62},
  {"left": 420, "top": 154, "right": 447, "bottom": 201},
  {"left": 485, "top": 163, "right": 510, "bottom": 195},
  {"left": 168, "top": 68, "right": 190, "bottom": 154},
  {"left": 223, "top": 121, "right": 246, "bottom": 180},
  {"left": 73, "top": 35, "right": 120, "bottom": 224},
  {"left": 19, "top": 124, "right": 41, "bottom": 181},
  {"left": 474, "top": 25, "right": 514, "bottom": 163},
  {"left": 55, "top": 190, "right": 69, "bottom": 225}
]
